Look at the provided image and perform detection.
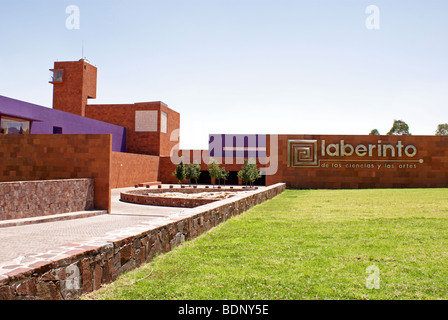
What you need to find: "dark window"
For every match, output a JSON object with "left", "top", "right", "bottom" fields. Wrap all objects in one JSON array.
[{"left": 53, "top": 126, "right": 63, "bottom": 134}]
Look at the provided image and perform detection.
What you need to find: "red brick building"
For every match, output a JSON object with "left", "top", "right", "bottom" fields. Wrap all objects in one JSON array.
[
  {"left": 1, "top": 58, "right": 447, "bottom": 213},
  {"left": 50, "top": 59, "right": 180, "bottom": 157},
  {"left": 47, "top": 58, "right": 448, "bottom": 190}
]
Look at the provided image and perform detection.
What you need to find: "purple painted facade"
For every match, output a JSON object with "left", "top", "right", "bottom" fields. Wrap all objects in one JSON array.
[
  {"left": 0, "top": 95, "right": 126, "bottom": 152},
  {"left": 209, "top": 134, "right": 267, "bottom": 159}
]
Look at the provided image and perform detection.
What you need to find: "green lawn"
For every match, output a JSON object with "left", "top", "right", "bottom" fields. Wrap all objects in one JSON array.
[{"left": 86, "top": 189, "right": 448, "bottom": 300}]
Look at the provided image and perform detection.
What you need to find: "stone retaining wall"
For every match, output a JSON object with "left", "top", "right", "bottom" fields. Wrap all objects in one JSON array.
[
  {"left": 129, "top": 187, "right": 257, "bottom": 194},
  {"left": 0, "top": 183, "right": 286, "bottom": 300},
  {"left": 120, "top": 192, "right": 217, "bottom": 208},
  {"left": 0, "top": 179, "right": 94, "bottom": 221},
  {"left": 120, "top": 187, "right": 257, "bottom": 208}
]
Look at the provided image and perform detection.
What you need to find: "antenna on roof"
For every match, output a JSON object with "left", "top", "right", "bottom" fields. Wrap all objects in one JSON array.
[{"left": 80, "top": 40, "right": 91, "bottom": 64}]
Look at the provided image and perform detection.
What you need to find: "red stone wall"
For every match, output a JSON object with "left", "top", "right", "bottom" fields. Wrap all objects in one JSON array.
[
  {"left": 85, "top": 102, "right": 180, "bottom": 157},
  {"left": 111, "top": 152, "right": 160, "bottom": 188},
  {"left": 51, "top": 60, "right": 97, "bottom": 117},
  {"left": 266, "top": 135, "right": 448, "bottom": 189},
  {"left": 157, "top": 135, "right": 448, "bottom": 189},
  {"left": 0, "top": 134, "right": 111, "bottom": 211},
  {"left": 0, "top": 179, "right": 94, "bottom": 221},
  {"left": 159, "top": 156, "right": 177, "bottom": 184},
  {"left": 159, "top": 104, "right": 181, "bottom": 157}
]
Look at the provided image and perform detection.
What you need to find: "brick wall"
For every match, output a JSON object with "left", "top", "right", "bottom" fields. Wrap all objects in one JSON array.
[
  {"left": 159, "top": 104, "right": 181, "bottom": 157},
  {"left": 51, "top": 60, "right": 97, "bottom": 117},
  {"left": 111, "top": 152, "right": 160, "bottom": 188},
  {"left": 0, "top": 134, "right": 111, "bottom": 211},
  {"left": 163, "top": 135, "right": 448, "bottom": 189},
  {"left": 159, "top": 155, "right": 183, "bottom": 184},
  {"left": 0, "top": 179, "right": 94, "bottom": 221},
  {"left": 266, "top": 135, "right": 448, "bottom": 189},
  {"left": 85, "top": 102, "right": 180, "bottom": 157}
]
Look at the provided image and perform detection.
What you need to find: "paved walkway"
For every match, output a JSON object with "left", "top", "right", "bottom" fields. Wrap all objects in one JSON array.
[{"left": 0, "top": 187, "right": 192, "bottom": 263}]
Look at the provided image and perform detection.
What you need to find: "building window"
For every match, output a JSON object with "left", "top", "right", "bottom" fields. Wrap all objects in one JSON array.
[
  {"left": 161, "top": 111, "right": 167, "bottom": 133},
  {"left": 49, "top": 69, "right": 63, "bottom": 83},
  {"left": 0, "top": 116, "right": 31, "bottom": 134},
  {"left": 53, "top": 126, "right": 63, "bottom": 134},
  {"left": 135, "top": 110, "right": 158, "bottom": 132}
]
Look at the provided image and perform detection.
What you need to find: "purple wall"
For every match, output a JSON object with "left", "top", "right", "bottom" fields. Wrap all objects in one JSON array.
[{"left": 0, "top": 95, "right": 126, "bottom": 152}]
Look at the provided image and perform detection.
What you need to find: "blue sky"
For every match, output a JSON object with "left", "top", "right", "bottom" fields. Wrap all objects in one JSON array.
[{"left": 1, "top": 0, "right": 447, "bottom": 149}]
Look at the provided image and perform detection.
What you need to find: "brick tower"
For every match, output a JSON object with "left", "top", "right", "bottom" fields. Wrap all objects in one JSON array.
[{"left": 50, "top": 59, "right": 97, "bottom": 116}]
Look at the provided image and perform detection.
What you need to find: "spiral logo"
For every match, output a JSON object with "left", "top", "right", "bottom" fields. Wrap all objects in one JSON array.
[{"left": 287, "top": 140, "right": 318, "bottom": 167}]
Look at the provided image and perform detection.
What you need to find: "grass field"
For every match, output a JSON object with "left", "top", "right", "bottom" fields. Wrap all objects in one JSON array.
[{"left": 86, "top": 188, "right": 448, "bottom": 300}]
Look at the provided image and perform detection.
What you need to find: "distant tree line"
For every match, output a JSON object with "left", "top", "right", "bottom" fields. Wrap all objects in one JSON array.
[{"left": 369, "top": 120, "right": 448, "bottom": 136}]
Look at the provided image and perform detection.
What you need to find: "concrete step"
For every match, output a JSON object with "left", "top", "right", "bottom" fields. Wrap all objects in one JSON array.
[{"left": 0, "top": 210, "right": 107, "bottom": 228}]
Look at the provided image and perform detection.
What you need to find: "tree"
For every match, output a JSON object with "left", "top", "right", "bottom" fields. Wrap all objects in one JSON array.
[
  {"left": 237, "top": 159, "right": 261, "bottom": 187},
  {"left": 435, "top": 123, "right": 448, "bottom": 136},
  {"left": 237, "top": 160, "right": 251, "bottom": 186},
  {"left": 192, "top": 163, "right": 202, "bottom": 184},
  {"left": 207, "top": 158, "right": 222, "bottom": 185},
  {"left": 185, "top": 162, "right": 201, "bottom": 184},
  {"left": 369, "top": 129, "right": 380, "bottom": 135},
  {"left": 387, "top": 120, "right": 411, "bottom": 135},
  {"left": 221, "top": 167, "right": 229, "bottom": 185},
  {"left": 184, "top": 163, "right": 194, "bottom": 185},
  {"left": 173, "top": 160, "right": 186, "bottom": 185}
]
